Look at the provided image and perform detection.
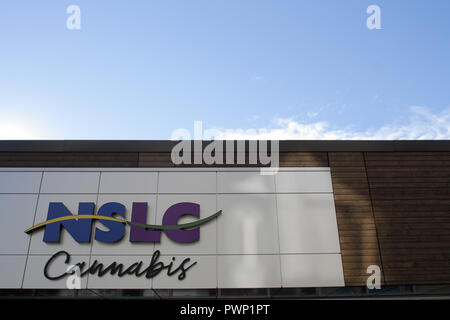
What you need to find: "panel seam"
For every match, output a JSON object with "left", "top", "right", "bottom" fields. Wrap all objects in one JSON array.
[
  {"left": 85, "top": 171, "right": 102, "bottom": 289},
  {"left": 20, "top": 171, "right": 44, "bottom": 288},
  {"left": 362, "top": 152, "right": 386, "bottom": 285},
  {"left": 273, "top": 174, "right": 283, "bottom": 288}
]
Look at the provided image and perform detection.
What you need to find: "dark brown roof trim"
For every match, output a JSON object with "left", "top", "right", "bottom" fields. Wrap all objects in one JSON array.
[{"left": 0, "top": 140, "right": 449, "bottom": 152}]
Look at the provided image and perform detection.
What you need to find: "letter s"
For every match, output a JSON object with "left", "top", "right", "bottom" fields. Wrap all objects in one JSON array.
[{"left": 94, "top": 202, "right": 126, "bottom": 243}]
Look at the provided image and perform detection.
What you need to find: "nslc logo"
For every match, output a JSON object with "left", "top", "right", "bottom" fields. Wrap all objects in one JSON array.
[
  {"left": 25, "top": 202, "right": 221, "bottom": 283},
  {"left": 26, "top": 201, "right": 221, "bottom": 243}
]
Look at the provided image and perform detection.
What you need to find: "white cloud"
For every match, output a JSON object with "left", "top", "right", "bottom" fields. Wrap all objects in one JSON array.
[{"left": 212, "top": 107, "right": 450, "bottom": 140}]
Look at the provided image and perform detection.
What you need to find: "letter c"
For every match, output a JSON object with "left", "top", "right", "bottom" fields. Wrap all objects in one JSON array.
[
  {"left": 44, "top": 251, "right": 71, "bottom": 280},
  {"left": 162, "top": 202, "right": 200, "bottom": 243}
]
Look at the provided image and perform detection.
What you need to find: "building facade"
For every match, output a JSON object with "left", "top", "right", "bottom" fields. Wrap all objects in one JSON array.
[{"left": 0, "top": 140, "right": 449, "bottom": 299}]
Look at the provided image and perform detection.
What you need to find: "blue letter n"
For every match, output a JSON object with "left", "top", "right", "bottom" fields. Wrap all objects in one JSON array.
[{"left": 43, "top": 202, "right": 94, "bottom": 243}]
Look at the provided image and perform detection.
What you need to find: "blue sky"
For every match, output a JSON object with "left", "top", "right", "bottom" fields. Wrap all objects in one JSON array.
[{"left": 0, "top": 1, "right": 449, "bottom": 139}]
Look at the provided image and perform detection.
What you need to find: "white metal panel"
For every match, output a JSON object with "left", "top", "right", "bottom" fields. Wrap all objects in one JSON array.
[
  {"left": 99, "top": 172, "right": 158, "bottom": 194},
  {"left": 276, "top": 194, "right": 341, "bottom": 254},
  {"left": 217, "top": 194, "right": 279, "bottom": 254},
  {"left": 281, "top": 254, "right": 345, "bottom": 287},
  {"left": 218, "top": 255, "right": 281, "bottom": 288},
  {"left": 0, "top": 256, "right": 27, "bottom": 288},
  {"left": 158, "top": 172, "right": 216, "bottom": 194},
  {"left": 152, "top": 255, "right": 217, "bottom": 289},
  {"left": 275, "top": 171, "right": 333, "bottom": 193},
  {"left": 41, "top": 172, "right": 100, "bottom": 194},
  {"left": 0, "top": 194, "right": 38, "bottom": 254},
  {"left": 0, "top": 172, "right": 42, "bottom": 193},
  {"left": 217, "top": 172, "right": 275, "bottom": 193}
]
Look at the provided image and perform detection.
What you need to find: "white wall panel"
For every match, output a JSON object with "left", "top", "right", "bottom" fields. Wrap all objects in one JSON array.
[
  {"left": 217, "top": 194, "right": 279, "bottom": 254},
  {"left": 99, "top": 172, "right": 157, "bottom": 194},
  {"left": 158, "top": 172, "right": 216, "bottom": 194},
  {"left": 276, "top": 194, "right": 340, "bottom": 254},
  {"left": 0, "top": 256, "right": 27, "bottom": 288},
  {"left": 281, "top": 254, "right": 345, "bottom": 287},
  {"left": 0, "top": 194, "right": 38, "bottom": 254},
  {"left": 275, "top": 171, "right": 332, "bottom": 193},
  {"left": 152, "top": 255, "right": 217, "bottom": 289},
  {"left": 0, "top": 172, "right": 42, "bottom": 193},
  {"left": 218, "top": 172, "right": 275, "bottom": 193},
  {"left": 41, "top": 172, "right": 100, "bottom": 194},
  {"left": 218, "top": 255, "right": 281, "bottom": 288}
]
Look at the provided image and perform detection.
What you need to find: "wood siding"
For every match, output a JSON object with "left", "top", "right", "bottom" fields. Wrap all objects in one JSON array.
[
  {"left": 0, "top": 152, "right": 139, "bottom": 167},
  {"left": 365, "top": 152, "right": 450, "bottom": 285},
  {"left": 328, "top": 152, "right": 383, "bottom": 286},
  {"left": 138, "top": 151, "right": 328, "bottom": 167}
]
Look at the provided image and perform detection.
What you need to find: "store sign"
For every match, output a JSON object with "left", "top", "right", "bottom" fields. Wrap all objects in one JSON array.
[
  {"left": 0, "top": 168, "right": 345, "bottom": 289},
  {"left": 25, "top": 201, "right": 222, "bottom": 282},
  {"left": 25, "top": 202, "right": 221, "bottom": 243}
]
